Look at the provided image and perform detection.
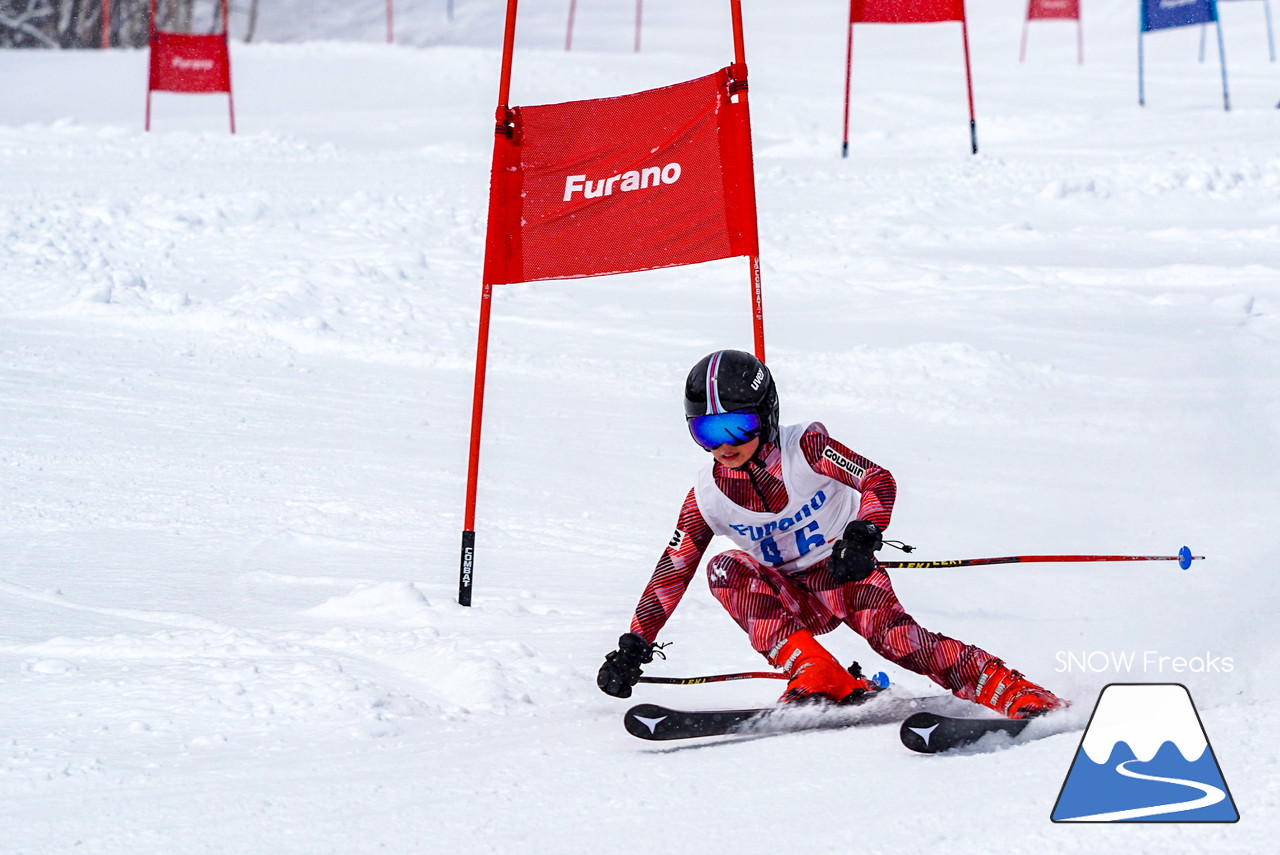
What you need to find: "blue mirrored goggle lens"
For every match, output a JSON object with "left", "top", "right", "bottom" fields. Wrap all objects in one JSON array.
[{"left": 688, "top": 412, "right": 761, "bottom": 450}]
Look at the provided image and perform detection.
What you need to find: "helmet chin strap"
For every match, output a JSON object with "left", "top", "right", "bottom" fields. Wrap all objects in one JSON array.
[{"left": 742, "top": 448, "right": 777, "bottom": 513}]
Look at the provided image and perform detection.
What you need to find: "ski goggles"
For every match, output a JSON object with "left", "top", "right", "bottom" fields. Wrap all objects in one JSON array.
[{"left": 687, "top": 411, "right": 761, "bottom": 450}]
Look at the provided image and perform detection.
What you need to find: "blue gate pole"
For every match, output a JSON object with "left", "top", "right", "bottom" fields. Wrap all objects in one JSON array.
[
  {"left": 1215, "top": 12, "right": 1231, "bottom": 110},
  {"left": 1265, "top": 0, "right": 1277, "bottom": 62},
  {"left": 1138, "top": 11, "right": 1146, "bottom": 106}
]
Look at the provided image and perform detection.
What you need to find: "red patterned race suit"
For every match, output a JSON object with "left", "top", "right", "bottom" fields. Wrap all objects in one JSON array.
[{"left": 628, "top": 421, "right": 998, "bottom": 702}]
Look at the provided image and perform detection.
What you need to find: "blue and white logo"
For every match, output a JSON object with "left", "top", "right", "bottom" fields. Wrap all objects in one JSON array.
[{"left": 1052, "top": 683, "right": 1238, "bottom": 822}]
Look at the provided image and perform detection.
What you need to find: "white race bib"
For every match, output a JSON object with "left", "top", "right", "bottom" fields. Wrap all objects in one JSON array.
[{"left": 694, "top": 423, "right": 860, "bottom": 573}]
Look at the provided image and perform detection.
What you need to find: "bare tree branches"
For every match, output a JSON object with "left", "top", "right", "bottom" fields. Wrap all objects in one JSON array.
[{"left": 0, "top": 0, "right": 212, "bottom": 49}]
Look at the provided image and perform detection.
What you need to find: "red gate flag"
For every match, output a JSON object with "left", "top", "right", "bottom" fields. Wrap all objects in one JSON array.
[
  {"left": 1027, "top": 0, "right": 1079, "bottom": 18},
  {"left": 843, "top": 0, "right": 978, "bottom": 156},
  {"left": 850, "top": 0, "right": 965, "bottom": 23},
  {"left": 1021, "top": 0, "right": 1083, "bottom": 64},
  {"left": 460, "top": 0, "right": 766, "bottom": 607},
  {"left": 146, "top": 0, "right": 236, "bottom": 133},
  {"left": 483, "top": 66, "right": 758, "bottom": 286},
  {"left": 149, "top": 33, "right": 232, "bottom": 93}
]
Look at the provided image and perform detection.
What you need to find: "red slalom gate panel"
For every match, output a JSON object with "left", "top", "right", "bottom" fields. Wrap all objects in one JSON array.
[
  {"left": 483, "top": 66, "right": 758, "bottom": 285},
  {"left": 459, "top": 1, "right": 766, "bottom": 607},
  {"left": 146, "top": 0, "right": 236, "bottom": 132},
  {"left": 1021, "top": 0, "right": 1082, "bottom": 63},
  {"left": 148, "top": 32, "right": 232, "bottom": 93},
  {"left": 843, "top": 0, "right": 977, "bottom": 155},
  {"left": 850, "top": 0, "right": 965, "bottom": 24},
  {"left": 1027, "top": 0, "right": 1079, "bottom": 19}
]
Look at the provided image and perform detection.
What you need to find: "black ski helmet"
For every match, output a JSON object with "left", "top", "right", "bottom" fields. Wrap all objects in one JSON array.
[{"left": 683, "top": 350, "right": 780, "bottom": 445}]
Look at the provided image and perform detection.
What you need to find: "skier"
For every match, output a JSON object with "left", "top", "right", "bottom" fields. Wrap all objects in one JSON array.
[{"left": 597, "top": 349, "right": 1066, "bottom": 719}]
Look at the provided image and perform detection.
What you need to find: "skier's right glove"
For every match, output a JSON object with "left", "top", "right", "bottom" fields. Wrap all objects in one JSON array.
[
  {"left": 829, "top": 519, "right": 883, "bottom": 584},
  {"left": 596, "top": 632, "right": 656, "bottom": 698}
]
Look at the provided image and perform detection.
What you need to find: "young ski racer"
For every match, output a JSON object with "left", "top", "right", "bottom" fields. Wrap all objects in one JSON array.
[{"left": 597, "top": 350, "right": 1067, "bottom": 719}]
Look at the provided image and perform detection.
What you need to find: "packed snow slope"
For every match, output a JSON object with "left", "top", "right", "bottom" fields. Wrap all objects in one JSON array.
[{"left": 2, "top": 1, "right": 1277, "bottom": 853}]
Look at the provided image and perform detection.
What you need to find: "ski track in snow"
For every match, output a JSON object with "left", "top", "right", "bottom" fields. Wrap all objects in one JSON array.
[{"left": 2, "top": 0, "right": 1278, "bottom": 852}]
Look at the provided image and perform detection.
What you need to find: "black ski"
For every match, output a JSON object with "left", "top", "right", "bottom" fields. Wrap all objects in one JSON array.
[
  {"left": 625, "top": 703, "right": 771, "bottom": 740},
  {"left": 624, "top": 687, "right": 923, "bottom": 741},
  {"left": 899, "top": 711, "right": 1029, "bottom": 754}
]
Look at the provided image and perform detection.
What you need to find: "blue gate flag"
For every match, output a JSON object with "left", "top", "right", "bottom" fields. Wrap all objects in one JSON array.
[
  {"left": 1143, "top": 0, "right": 1218, "bottom": 31},
  {"left": 1140, "top": 0, "right": 1230, "bottom": 109}
]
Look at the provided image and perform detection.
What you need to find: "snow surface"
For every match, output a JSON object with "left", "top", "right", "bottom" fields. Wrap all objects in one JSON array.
[{"left": 2, "top": 0, "right": 1278, "bottom": 852}]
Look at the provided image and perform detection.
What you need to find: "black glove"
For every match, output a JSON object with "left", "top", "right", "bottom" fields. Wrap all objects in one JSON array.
[
  {"left": 829, "top": 519, "right": 883, "bottom": 584},
  {"left": 597, "top": 632, "right": 656, "bottom": 698}
]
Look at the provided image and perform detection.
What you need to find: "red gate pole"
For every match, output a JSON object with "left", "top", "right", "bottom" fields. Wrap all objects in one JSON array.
[
  {"left": 145, "top": 0, "right": 155, "bottom": 130},
  {"left": 387, "top": 0, "right": 394, "bottom": 44},
  {"left": 459, "top": 288, "right": 493, "bottom": 607},
  {"left": 635, "top": 0, "right": 643, "bottom": 52},
  {"left": 1019, "top": 4, "right": 1030, "bottom": 62},
  {"left": 842, "top": 1, "right": 854, "bottom": 157},
  {"left": 1077, "top": 12, "right": 1084, "bottom": 64},
  {"left": 729, "top": 0, "right": 766, "bottom": 363},
  {"left": 222, "top": 0, "right": 236, "bottom": 133},
  {"left": 102, "top": 0, "right": 111, "bottom": 48},
  {"left": 565, "top": 0, "right": 577, "bottom": 50},
  {"left": 960, "top": 15, "right": 977, "bottom": 154},
  {"left": 459, "top": 0, "right": 520, "bottom": 607},
  {"left": 226, "top": 81, "right": 237, "bottom": 134}
]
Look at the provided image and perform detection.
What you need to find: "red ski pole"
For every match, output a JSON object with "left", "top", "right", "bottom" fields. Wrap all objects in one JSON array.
[{"left": 879, "top": 546, "right": 1201, "bottom": 571}]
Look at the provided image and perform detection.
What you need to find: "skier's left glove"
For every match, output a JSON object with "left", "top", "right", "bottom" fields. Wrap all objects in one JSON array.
[
  {"left": 597, "top": 632, "right": 656, "bottom": 698},
  {"left": 829, "top": 519, "right": 883, "bottom": 584}
]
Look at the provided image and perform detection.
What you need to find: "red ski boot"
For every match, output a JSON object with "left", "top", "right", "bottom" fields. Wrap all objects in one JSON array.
[
  {"left": 973, "top": 658, "right": 1068, "bottom": 719},
  {"left": 767, "top": 630, "right": 878, "bottom": 704}
]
